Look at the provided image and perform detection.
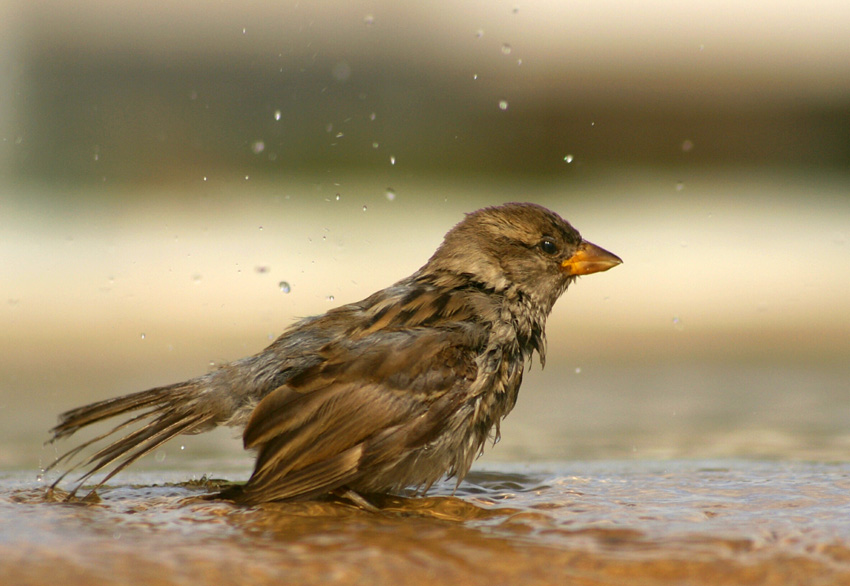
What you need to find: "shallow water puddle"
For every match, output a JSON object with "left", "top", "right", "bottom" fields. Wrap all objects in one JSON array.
[{"left": 3, "top": 461, "right": 850, "bottom": 585}]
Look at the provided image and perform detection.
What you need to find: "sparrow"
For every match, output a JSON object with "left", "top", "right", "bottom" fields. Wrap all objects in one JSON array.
[{"left": 46, "top": 202, "right": 621, "bottom": 504}]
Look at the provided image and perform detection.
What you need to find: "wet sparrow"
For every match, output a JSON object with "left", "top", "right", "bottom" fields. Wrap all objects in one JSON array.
[{"left": 47, "top": 202, "right": 621, "bottom": 503}]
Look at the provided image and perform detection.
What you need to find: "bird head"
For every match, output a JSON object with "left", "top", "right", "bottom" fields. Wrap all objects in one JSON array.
[{"left": 425, "top": 202, "right": 622, "bottom": 312}]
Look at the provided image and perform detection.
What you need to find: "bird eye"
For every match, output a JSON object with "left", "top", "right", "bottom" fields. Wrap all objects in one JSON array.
[{"left": 539, "top": 238, "right": 558, "bottom": 255}]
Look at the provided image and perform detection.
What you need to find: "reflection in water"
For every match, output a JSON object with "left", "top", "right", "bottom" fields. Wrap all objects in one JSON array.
[{"left": 3, "top": 462, "right": 850, "bottom": 585}]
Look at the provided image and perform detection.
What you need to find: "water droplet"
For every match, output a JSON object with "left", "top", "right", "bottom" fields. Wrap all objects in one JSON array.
[
  {"left": 681, "top": 139, "right": 694, "bottom": 152},
  {"left": 501, "top": 44, "right": 512, "bottom": 55},
  {"left": 331, "top": 62, "right": 351, "bottom": 82},
  {"left": 475, "top": 29, "right": 484, "bottom": 39},
  {"left": 369, "top": 112, "right": 376, "bottom": 121},
  {"left": 390, "top": 155, "right": 396, "bottom": 165},
  {"left": 203, "top": 176, "right": 207, "bottom": 181},
  {"left": 255, "top": 266, "right": 269, "bottom": 274},
  {"left": 327, "top": 295, "right": 335, "bottom": 302},
  {"left": 258, "top": 226, "right": 263, "bottom": 231},
  {"left": 372, "top": 142, "right": 379, "bottom": 149},
  {"left": 473, "top": 73, "right": 478, "bottom": 80},
  {"left": 564, "top": 154, "right": 574, "bottom": 163},
  {"left": 242, "top": 27, "right": 247, "bottom": 35},
  {"left": 155, "top": 451, "right": 166, "bottom": 462},
  {"left": 251, "top": 140, "right": 265, "bottom": 154},
  {"left": 192, "top": 274, "right": 202, "bottom": 283},
  {"left": 498, "top": 100, "right": 509, "bottom": 111},
  {"left": 574, "top": 367, "right": 582, "bottom": 374},
  {"left": 517, "top": 58, "right": 523, "bottom": 66},
  {"left": 362, "top": 205, "right": 368, "bottom": 212},
  {"left": 672, "top": 317, "right": 684, "bottom": 331},
  {"left": 244, "top": 175, "right": 250, "bottom": 180},
  {"left": 385, "top": 188, "right": 396, "bottom": 201},
  {"left": 512, "top": 6, "right": 519, "bottom": 14},
  {"left": 180, "top": 445, "right": 185, "bottom": 451},
  {"left": 676, "top": 181, "right": 684, "bottom": 191},
  {"left": 274, "top": 110, "right": 281, "bottom": 121},
  {"left": 335, "top": 193, "right": 341, "bottom": 201},
  {"left": 363, "top": 14, "right": 375, "bottom": 26},
  {"left": 140, "top": 333, "right": 146, "bottom": 340},
  {"left": 93, "top": 153, "right": 99, "bottom": 161}
]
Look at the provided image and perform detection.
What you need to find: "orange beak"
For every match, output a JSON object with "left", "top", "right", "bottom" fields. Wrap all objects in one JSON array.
[{"left": 561, "top": 241, "right": 622, "bottom": 276}]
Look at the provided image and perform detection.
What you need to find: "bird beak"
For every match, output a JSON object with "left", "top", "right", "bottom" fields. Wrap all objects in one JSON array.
[{"left": 561, "top": 241, "right": 623, "bottom": 276}]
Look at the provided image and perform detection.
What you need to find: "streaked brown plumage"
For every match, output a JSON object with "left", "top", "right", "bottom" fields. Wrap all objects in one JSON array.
[{"left": 46, "top": 202, "right": 621, "bottom": 504}]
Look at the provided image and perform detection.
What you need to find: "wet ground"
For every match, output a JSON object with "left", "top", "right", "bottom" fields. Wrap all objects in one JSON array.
[{"left": 4, "top": 461, "right": 850, "bottom": 586}]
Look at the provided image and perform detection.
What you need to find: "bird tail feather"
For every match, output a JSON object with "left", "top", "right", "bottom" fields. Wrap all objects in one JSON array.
[{"left": 45, "top": 381, "right": 217, "bottom": 498}]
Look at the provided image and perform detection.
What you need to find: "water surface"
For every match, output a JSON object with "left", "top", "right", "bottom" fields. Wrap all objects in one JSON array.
[{"left": 3, "top": 460, "right": 850, "bottom": 586}]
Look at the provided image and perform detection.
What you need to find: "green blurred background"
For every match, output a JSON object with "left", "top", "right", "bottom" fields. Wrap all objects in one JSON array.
[{"left": 2, "top": 1, "right": 848, "bottom": 472}]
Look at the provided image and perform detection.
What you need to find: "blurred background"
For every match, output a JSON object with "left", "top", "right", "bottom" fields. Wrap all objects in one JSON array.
[{"left": 1, "top": 1, "right": 848, "bottom": 472}]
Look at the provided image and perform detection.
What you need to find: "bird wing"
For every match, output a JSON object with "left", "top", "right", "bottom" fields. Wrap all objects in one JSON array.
[{"left": 236, "top": 318, "right": 485, "bottom": 503}]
